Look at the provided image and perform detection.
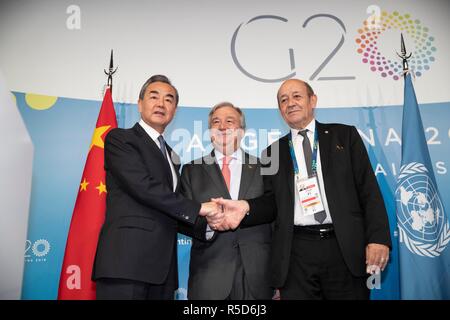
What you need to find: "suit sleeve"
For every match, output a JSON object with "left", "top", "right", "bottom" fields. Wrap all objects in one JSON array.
[
  {"left": 105, "top": 130, "right": 201, "bottom": 225},
  {"left": 349, "top": 126, "right": 392, "bottom": 247},
  {"left": 178, "top": 163, "right": 216, "bottom": 241},
  {"left": 242, "top": 146, "right": 277, "bottom": 226}
]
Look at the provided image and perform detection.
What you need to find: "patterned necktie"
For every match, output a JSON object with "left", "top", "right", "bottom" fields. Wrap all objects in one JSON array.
[
  {"left": 299, "top": 129, "right": 326, "bottom": 224},
  {"left": 222, "top": 156, "right": 231, "bottom": 192}
]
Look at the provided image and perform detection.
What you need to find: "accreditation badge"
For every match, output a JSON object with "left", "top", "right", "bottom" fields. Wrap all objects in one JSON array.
[{"left": 295, "top": 175, "right": 325, "bottom": 216}]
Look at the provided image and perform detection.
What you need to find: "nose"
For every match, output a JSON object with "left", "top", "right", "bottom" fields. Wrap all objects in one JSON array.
[
  {"left": 156, "top": 96, "right": 165, "bottom": 107},
  {"left": 218, "top": 121, "right": 227, "bottom": 131},
  {"left": 287, "top": 96, "right": 295, "bottom": 107}
]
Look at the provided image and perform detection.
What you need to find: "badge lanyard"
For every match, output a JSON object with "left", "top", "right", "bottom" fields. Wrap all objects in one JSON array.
[
  {"left": 288, "top": 130, "right": 319, "bottom": 177},
  {"left": 288, "top": 129, "right": 326, "bottom": 218}
]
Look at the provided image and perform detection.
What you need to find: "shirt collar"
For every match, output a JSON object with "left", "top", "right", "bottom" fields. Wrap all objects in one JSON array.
[
  {"left": 290, "top": 118, "right": 316, "bottom": 138},
  {"left": 214, "top": 148, "right": 243, "bottom": 163},
  {"left": 139, "top": 119, "right": 163, "bottom": 142}
]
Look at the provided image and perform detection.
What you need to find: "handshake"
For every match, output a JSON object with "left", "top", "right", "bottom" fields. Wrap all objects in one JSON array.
[{"left": 199, "top": 198, "right": 250, "bottom": 231}]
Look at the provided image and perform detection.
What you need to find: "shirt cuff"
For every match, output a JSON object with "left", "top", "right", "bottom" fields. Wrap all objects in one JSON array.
[{"left": 205, "top": 224, "right": 215, "bottom": 240}]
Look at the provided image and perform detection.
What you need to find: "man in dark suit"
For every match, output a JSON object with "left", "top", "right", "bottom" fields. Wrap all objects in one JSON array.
[
  {"left": 179, "top": 102, "right": 272, "bottom": 300},
  {"left": 214, "top": 79, "right": 391, "bottom": 299},
  {"left": 92, "top": 75, "right": 220, "bottom": 300}
]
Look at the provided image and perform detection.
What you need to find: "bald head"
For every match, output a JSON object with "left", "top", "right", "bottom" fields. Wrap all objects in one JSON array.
[
  {"left": 277, "top": 79, "right": 315, "bottom": 106},
  {"left": 276, "top": 78, "right": 317, "bottom": 129}
]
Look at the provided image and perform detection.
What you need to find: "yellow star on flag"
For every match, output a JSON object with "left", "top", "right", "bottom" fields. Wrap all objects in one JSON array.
[
  {"left": 80, "top": 178, "right": 89, "bottom": 192},
  {"left": 96, "top": 181, "right": 107, "bottom": 195},
  {"left": 90, "top": 125, "right": 111, "bottom": 151}
]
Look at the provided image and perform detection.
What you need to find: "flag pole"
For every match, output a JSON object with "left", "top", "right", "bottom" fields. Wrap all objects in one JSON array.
[
  {"left": 396, "top": 33, "right": 412, "bottom": 77},
  {"left": 104, "top": 49, "right": 118, "bottom": 92}
]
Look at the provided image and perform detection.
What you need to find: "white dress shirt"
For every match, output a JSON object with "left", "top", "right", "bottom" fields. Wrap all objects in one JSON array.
[
  {"left": 139, "top": 119, "right": 178, "bottom": 191},
  {"left": 290, "top": 119, "right": 332, "bottom": 226}
]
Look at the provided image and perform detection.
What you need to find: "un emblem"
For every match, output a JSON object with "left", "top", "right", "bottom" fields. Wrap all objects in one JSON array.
[{"left": 396, "top": 162, "right": 450, "bottom": 257}]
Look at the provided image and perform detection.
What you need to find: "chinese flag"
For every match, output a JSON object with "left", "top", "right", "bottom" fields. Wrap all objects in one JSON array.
[{"left": 58, "top": 88, "right": 117, "bottom": 299}]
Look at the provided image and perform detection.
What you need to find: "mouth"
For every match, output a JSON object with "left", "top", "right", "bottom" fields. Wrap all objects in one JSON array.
[
  {"left": 153, "top": 110, "right": 166, "bottom": 117},
  {"left": 211, "top": 130, "right": 235, "bottom": 144},
  {"left": 287, "top": 106, "right": 302, "bottom": 115},
  {"left": 211, "top": 128, "right": 234, "bottom": 136}
]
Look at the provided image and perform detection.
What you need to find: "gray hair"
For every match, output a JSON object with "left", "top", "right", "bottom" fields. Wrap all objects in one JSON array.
[
  {"left": 138, "top": 74, "right": 179, "bottom": 105},
  {"left": 208, "top": 102, "right": 246, "bottom": 129}
]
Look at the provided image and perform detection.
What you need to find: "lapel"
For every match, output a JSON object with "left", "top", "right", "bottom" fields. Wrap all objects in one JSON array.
[
  {"left": 202, "top": 151, "right": 231, "bottom": 199},
  {"left": 167, "top": 144, "right": 181, "bottom": 191},
  {"left": 237, "top": 152, "right": 257, "bottom": 200},
  {"left": 132, "top": 123, "right": 174, "bottom": 189},
  {"left": 279, "top": 134, "right": 295, "bottom": 203},
  {"left": 316, "top": 121, "right": 339, "bottom": 218},
  {"left": 316, "top": 121, "right": 331, "bottom": 178},
  {"left": 276, "top": 134, "right": 296, "bottom": 224}
]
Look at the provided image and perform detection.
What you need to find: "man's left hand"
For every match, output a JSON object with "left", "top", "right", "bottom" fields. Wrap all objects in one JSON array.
[{"left": 365, "top": 243, "right": 389, "bottom": 274}]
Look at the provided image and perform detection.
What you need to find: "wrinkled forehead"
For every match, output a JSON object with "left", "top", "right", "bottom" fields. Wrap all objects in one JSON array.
[{"left": 277, "top": 80, "right": 308, "bottom": 98}]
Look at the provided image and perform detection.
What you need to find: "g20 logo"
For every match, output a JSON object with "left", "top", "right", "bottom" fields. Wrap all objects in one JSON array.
[
  {"left": 25, "top": 239, "right": 51, "bottom": 262},
  {"left": 356, "top": 8, "right": 436, "bottom": 80},
  {"left": 231, "top": 8, "right": 436, "bottom": 82}
]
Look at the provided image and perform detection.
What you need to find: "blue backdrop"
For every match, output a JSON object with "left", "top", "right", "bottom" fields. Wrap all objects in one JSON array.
[{"left": 16, "top": 91, "right": 450, "bottom": 299}]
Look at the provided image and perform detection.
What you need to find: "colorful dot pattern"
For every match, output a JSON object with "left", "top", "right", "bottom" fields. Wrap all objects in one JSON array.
[{"left": 355, "top": 10, "right": 436, "bottom": 80}]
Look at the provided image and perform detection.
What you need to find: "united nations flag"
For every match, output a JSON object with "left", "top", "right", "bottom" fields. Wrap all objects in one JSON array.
[{"left": 395, "top": 73, "right": 450, "bottom": 299}]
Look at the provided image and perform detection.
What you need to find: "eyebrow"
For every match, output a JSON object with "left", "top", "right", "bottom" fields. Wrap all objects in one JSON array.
[
  {"left": 148, "top": 90, "right": 175, "bottom": 100},
  {"left": 279, "top": 91, "right": 302, "bottom": 99},
  {"left": 211, "top": 116, "right": 237, "bottom": 121}
]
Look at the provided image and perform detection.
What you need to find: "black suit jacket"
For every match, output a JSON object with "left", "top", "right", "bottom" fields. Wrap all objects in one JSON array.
[
  {"left": 92, "top": 123, "right": 200, "bottom": 285},
  {"left": 179, "top": 151, "right": 272, "bottom": 300},
  {"left": 245, "top": 121, "right": 391, "bottom": 288}
]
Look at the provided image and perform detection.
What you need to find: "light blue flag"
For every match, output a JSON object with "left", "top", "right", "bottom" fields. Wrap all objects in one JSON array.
[{"left": 395, "top": 73, "right": 450, "bottom": 299}]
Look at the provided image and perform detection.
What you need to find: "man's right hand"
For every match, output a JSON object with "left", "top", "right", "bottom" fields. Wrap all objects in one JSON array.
[
  {"left": 210, "top": 198, "right": 249, "bottom": 231},
  {"left": 200, "top": 201, "right": 225, "bottom": 226}
]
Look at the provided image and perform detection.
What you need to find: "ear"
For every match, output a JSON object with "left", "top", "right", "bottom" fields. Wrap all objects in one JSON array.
[
  {"left": 137, "top": 99, "right": 143, "bottom": 113},
  {"left": 310, "top": 94, "right": 318, "bottom": 109},
  {"left": 236, "top": 127, "right": 245, "bottom": 140}
]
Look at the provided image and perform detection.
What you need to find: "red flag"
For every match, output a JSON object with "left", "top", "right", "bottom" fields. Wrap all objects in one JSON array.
[{"left": 58, "top": 88, "right": 117, "bottom": 299}]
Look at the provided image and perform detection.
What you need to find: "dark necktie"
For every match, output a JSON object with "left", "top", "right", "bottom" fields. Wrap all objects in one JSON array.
[
  {"left": 157, "top": 135, "right": 173, "bottom": 185},
  {"left": 157, "top": 135, "right": 168, "bottom": 161},
  {"left": 298, "top": 129, "right": 326, "bottom": 224}
]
